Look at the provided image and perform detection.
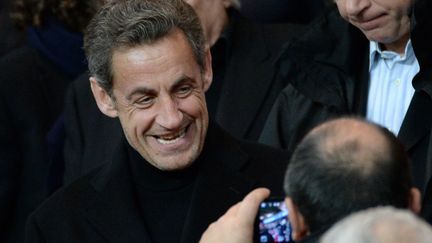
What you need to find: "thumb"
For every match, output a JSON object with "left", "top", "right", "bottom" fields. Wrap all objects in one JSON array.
[{"left": 237, "top": 188, "right": 270, "bottom": 224}]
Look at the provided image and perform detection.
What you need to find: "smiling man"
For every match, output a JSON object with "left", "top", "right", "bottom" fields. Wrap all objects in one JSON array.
[
  {"left": 95, "top": 29, "right": 211, "bottom": 171},
  {"left": 62, "top": 0, "right": 301, "bottom": 184},
  {"left": 25, "top": 0, "right": 288, "bottom": 242}
]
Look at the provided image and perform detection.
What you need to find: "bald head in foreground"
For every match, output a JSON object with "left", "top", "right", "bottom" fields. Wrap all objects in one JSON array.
[
  {"left": 200, "top": 117, "right": 422, "bottom": 243},
  {"left": 321, "top": 206, "right": 432, "bottom": 243}
]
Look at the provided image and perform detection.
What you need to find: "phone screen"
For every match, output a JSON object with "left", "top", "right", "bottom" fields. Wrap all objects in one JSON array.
[{"left": 256, "top": 198, "right": 292, "bottom": 243}]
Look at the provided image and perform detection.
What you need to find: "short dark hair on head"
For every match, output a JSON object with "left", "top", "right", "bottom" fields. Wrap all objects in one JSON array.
[
  {"left": 284, "top": 118, "right": 412, "bottom": 233},
  {"left": 84, "top": 0, "right": 206, "bottom": 95}
]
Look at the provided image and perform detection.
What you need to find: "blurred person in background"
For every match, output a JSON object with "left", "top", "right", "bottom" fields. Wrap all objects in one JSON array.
[{"left": 0, "top": 0, "right": 101, "bottom": 242}]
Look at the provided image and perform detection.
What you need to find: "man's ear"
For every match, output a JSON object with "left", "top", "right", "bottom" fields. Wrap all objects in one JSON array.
[
  {"left": 285, "top": 197, "right": 309, "bottom": 241},
  {"left": 409, "top": 187, "right": 422, "bottom": 214},
  {"left": 202, "top": 47, "right": 213, "bottom": 92},
  {"left": 90, "top": 77, "right": 118, "bottom": 118}
]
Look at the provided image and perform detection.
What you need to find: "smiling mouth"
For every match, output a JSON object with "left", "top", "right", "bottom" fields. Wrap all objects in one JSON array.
[{"left": 154, "top": 125, "right": 189, "bottom": 145}]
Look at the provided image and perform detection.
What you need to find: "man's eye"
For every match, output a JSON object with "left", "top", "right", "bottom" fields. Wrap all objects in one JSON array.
[
  {"left": 134, "top": 96, "right": 154, "bottom": 107},
  {"left": 176, "top": 85, "right": 193, "bottom": 97}
]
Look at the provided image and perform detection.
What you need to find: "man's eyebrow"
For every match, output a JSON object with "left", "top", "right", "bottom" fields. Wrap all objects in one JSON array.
[
  {"left": 125, "top": 87, "right": 155, "bottom": 101},
  {"left": 124, "top": 75, "right": 196, "bottom": 100},
  {"left": 171, "top": 75, "right": 195, "bottom": 90}
]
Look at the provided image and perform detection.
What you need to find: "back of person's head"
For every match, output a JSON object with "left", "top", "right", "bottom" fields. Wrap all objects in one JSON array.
[
  {"left": 84, "top": 0, "right": 205, "bottom": 95},
  {"left": 284, "top": 117, "right": 414, "bottom": 233},
  {"left": 321, "top": 206, "right": 432, "bottom": 243},
  {"left": 9, "top": 0, "right": 102, "bottom": 32}
]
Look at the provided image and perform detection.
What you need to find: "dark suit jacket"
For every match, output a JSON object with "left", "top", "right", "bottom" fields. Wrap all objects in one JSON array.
[
  {"left": 27, "top": 123, "right": 289, "bottom": 242},
  {"left": 240, "top": 0, "right": 326, "bottom": 24},
  {"left": 213, "top": 12, "right": 303, "bottom": 140},
  {"left": 63, "top": 14, "right": 303, "bottom": 183},
  {"left": 0, "top": 45, "right": 72, "bottom": 242},
  {"left": 259, "top": 4, "right": 432, "bottom": 215}
]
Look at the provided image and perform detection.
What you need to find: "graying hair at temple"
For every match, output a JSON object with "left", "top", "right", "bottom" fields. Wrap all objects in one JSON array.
[{"left": 84, "top": 0, "right": 206, "bottom": 95}]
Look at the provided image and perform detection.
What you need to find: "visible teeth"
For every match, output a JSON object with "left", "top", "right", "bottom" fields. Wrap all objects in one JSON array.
[{"left": 156, "top": 130, "right": 186, "bottom": 145}]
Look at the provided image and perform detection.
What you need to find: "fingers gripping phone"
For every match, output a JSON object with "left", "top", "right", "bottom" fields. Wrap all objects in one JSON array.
[{"left": 255, "top": 197, "right": 293, "bottom": 243}]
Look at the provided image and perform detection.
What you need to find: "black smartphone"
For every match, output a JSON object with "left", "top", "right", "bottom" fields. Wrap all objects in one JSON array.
[{"left": 255, "top": 197, "right": 293, "bottom": 243}]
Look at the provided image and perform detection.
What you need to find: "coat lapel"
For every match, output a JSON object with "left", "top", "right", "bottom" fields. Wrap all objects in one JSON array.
[
  {"left": 398, "top": 91, "right": 432, "bottom": 151},
  {"left": 180, "top": 124, "right": 256, "bottom": 243},
  {"left": 75, "top": 125, "right": 257, "bottom": 243},
  {"left": 78, "top": 141, "right": 151, "bottom": 242}
]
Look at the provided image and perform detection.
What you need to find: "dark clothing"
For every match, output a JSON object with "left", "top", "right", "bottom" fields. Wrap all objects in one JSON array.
[
  {"left": 259, "top": 7, "right": 368, "bottom": 153},
  {"left": 26, "top": 123, "right": 289, "bottom": 242},
  {"left": 26, "top": 19, "right": 87, "bottom": 77},
  {"left": 0, "top": 45, "right": 73, "bottom": 242},
  {"left": 127, "top": 145, "right": 196, "bottom": 243},
  {"left": 259, "top": 5, "right": 432, "bottom": 195},
  {"left": 212, "top": 12, "right": 303, "bottom": 140},
  {"left": 414, "top": 0, "right": 432, "bottom": 224},
  {"left": 0, "top": 20, "right": 85, "bottom": 242},
  {"left": 63, "top": 12, "right": 303, "bottom": 183},
  {"left": 239, "top": 0, "right": 327, "bottom": 24}
]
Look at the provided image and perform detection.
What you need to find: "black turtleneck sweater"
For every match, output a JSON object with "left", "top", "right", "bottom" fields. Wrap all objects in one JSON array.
[{"left": 127, "top": 145, "right": 199, "bottom": 243}]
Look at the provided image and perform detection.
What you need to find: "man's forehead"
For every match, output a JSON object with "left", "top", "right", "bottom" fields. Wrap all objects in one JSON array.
[{"left": 110, "top": 31, "right": 201, "bottom": 89}]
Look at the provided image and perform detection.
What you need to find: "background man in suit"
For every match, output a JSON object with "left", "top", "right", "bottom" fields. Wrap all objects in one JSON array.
[
  {"left": 26, "top": 0, "right": 288, "bottom": 241},
  {"left": 63, "top": 0, "right": 302, "bottom": 184},
  {"left": 260, "top": 0, "right": 432, "bottom": 208},
  {"left": 321, "top": 206, "right": 432, "bottom": 243},
  {"left": 200, "top": 118, "right": 422, "bottom": 243}
]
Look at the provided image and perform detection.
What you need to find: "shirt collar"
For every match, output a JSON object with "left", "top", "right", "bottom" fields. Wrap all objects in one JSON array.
[{"left": 369, "top": 39, "right": 414, "bottom": 71}]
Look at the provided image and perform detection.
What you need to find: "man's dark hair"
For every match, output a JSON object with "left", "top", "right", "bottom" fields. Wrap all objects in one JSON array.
[
  {"left": 284, "top": 117, "right": 412, "bottom": 233},
  {"left": 84, "top": 0, "right": 205, "bottom": 95}
]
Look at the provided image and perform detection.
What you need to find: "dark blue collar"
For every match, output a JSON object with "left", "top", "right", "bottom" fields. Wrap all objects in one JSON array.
[{"left": 26, "top": 18, "right": 86, "bottom": 78}]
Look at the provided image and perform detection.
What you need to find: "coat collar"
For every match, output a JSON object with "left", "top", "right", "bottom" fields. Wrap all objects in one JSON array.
[
  {"left": 277, "top": 6, "right": 370, "bottom": 115},
  {"left": 80, "top": 122, "right": 255, "bottom": 242}
]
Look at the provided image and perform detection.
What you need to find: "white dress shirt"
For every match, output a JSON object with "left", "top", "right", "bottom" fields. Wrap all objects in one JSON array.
[{"left": 367, "top": 40, "right": 420, "bottom": 135}]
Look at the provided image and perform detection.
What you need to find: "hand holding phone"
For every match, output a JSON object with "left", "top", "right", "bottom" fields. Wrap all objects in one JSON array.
[{"left": 255, "top": 197, "right": 293, "bottom": 243}]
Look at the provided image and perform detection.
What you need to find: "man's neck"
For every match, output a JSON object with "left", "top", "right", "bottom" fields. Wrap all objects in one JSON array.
[
  {"left": 206, "top": 14, "right": 229, "bottom": 47},
  {"left": 381, "top": 33, "right": 410, "bottom": 55}
]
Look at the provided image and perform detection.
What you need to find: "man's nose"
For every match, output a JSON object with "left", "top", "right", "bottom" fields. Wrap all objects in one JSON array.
[
  {"left": 345, "top": 0, "right": 370, "bottom": 17},
  {"left": 155, "top": 96, "right": 183, "bottom": 130}
]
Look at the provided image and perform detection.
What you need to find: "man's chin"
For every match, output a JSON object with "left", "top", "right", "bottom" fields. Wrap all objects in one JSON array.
[{"left": 148, "top": 154, "right": 196, "bottom": 171}]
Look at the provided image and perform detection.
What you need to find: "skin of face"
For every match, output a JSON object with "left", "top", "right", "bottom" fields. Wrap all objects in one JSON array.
[
  {"left": 335, "top": 0, "right": 413, "bottom": 52},
  {"left": 92, "top": 28, "right": 212, "bottom": 171}
]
